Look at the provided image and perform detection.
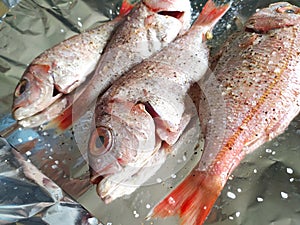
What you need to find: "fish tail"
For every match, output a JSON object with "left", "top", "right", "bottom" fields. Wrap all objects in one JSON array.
[
  {"left": 149, "top": 170, "right": 223, "bottom": 225},
  {"left": 119, "top": 0, "right": 136, "bottom": 16},
  {"left": 43, "top": 106, "right": 73, "bottom": 132},
  {"left": 194, "top": 0, "right": 231, "bottom": 29}
]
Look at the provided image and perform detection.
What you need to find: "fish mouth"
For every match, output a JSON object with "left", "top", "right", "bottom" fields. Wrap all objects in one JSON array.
[
  {"left": 89, "top": 161, "right": 122, "bottom": 184},
  {"left": 157, "top": 10, "right": 184, "bottom": 19},
  {"left": 244, "top": 26, "right": 267, "bottom": 34},
  {"left": 12, "top": 105, "right": 38, "bottom": 121},
  {"left": 90, "top": 173, "right": 104, "bottom": 184},
  {"left": 12, "top": 83, "right": 63, "bottom": 122},
  {"left": 143, "top": 1, "right": 185, "bottom": 20},
  {"left": 13, "top": 93, "right": 65, "bottom": 127}
]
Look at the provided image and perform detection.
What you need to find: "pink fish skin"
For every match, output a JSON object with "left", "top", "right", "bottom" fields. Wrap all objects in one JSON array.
[
  {"left": 45, "top": 0, "right": 192, "bottom": 131},
  {"left": 87, "top": 0, "right": 230, "bottom": 204},
  {"left": 152, "top": 2, "right": 300, "bottom": 225},
  {"left": 12, "top": 0, "right": 135, "bottom": 126}
]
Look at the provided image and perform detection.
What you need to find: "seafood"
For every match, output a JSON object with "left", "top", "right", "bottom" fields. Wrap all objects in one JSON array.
[
  {"left": 88, "top": 0, "right": 230, "bottom": 203},
  {"left": 12, "top": 0, "right": 135, "bottom": 126},
  {"left": 42, "top": 0, "right": 193, "bottom": 131},
  {"left": 151, "top": 2, "right": 300, "bottom": 225}
]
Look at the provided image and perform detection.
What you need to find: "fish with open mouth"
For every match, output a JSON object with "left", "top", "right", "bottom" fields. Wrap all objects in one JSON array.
[
  {"left": 151, "top": 2, "right": 300, "bottom": 225},
  {"left": 29, "top": 0, "right": 193, "bottom": 130},
  {"left": 87, "top": 0, "right": 230, "bottom": 204},
  {"left": 12, "top": 0, "right": 135, "bottom": 127}
]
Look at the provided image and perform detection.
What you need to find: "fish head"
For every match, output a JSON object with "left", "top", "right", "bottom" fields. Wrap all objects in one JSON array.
[
  {"left": 12, "top": 64, "right": 63, "bottom": 123},
  {"left": 143, "top": 0, "right": 192, "bottom": 35},
  {"left": 246, "top": 2, "right": 300, "bottom": 33},
  {"left": 88, "top": 100, "right": 158, "bottom": 186}
]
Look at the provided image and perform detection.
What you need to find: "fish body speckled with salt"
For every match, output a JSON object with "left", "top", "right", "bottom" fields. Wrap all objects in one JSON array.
[
  {"left": 46, "top": 0, "right": 192, "bottom": 131},
  {"left": 12, "top": 0, "right": 134, "bottom": 125},
  {"left": 152, "top": 2, "right": 300, "bottom": 225},
  {"left": 87, "top": 0, "right": 230, "bottom": 204}
]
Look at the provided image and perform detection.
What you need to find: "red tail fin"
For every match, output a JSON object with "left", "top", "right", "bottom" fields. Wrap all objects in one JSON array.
[
  {"left": 193, "top": 0, "right": 231, "bottom": 28},
  {"left": 150, "top": 170, "right": 223, "bottom": 225},
  {"left": 119, "top": 0, "right": 135, "bottom": 17}
]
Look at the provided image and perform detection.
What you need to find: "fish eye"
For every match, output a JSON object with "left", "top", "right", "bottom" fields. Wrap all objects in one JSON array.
[
  {"left": 284, "top": 9, "right": 295, "bottom": 14},
  {"left": 15, "top": 79, "right": 28, "bottom": 97},
  {"left": 89, "top": 126, "right": 113, "bottom": 156},
  {"left": 276, "top": 6, "right": 300, "bottom": 14}
]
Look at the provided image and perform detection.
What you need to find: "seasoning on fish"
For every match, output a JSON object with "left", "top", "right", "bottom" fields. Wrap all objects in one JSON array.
[
  {"left": 150, "top": 2, "right": 300, "bottom": 225},
  {"left": 88, "top": 0, "right": 230, "bottom": 203},
  {"left": 12, "top": 0, "right": 135, "bottom": 127},
  {"left": 42, "top": 0, "right": 193, "bottom": 131}
]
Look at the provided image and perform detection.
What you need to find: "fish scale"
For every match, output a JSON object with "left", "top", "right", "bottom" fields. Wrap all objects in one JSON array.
[
  {"left": 46, "top": 0, "right": 193, "bottom": 132},
  {"left": 152, "top": 2, "right": 300, "bottom": 225},
  {"left": 87, "top": 0, "right": 230, "bottom": 209},
  {"left": 203, "top": 15, "right": 300, "bottom": 176}
]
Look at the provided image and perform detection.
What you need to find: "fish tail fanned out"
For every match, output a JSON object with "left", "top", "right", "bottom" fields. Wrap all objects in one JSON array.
[
  {"left": 194, "top": 0, "right": 231, "bottom": 29},
  {"left": 150, "top": 170, "right": 223, "bottom": 225}
]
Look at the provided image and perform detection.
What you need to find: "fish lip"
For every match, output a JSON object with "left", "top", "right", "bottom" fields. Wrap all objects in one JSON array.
[
  {"left": 90, "top": 173, "right": 104, "bottom": 184},
  {"left": 89, "top": 161, "right": 123, "bottom": 184},
  {"left": 244, "top": 26, "right": 266, "bottom": 34},
  {"left": 13, "top": 106, "right": 34, "bottom": 121},
  {"left": 13, "top": 92, "right": 63, "bottom": 123},
  {"left": 144, "top": 4, "right": 185, "bottom": 21}
]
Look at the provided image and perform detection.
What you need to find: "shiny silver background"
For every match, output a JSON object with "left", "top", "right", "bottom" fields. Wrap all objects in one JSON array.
[{"left": 0, "top": 0, "right": 299, "bottom": 224}]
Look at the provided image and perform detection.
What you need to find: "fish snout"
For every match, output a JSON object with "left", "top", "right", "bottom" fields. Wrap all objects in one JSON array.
[
  {"left": 12, "top": 64, "right": 53, "bottom": 121},
  {"left": 90, "top": 161, "right": 122, "bottom": 185},
  {"left": 14, "top": 78, "right": 29, "bottom": 101},
  {"left": 12, "top": 79, "right": 51, "bottom": 121},
  {"left": 12, "top": 78, "right": 30, "bottom": 111},
  {"left": 12, "top": 78, "right": 39, "bottom": 120}
]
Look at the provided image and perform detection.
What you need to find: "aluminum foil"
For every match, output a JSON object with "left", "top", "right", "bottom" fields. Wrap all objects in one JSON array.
[
  {"left": 0, "top": 137, "right": 99, "bottom": 225},
  {"left": 0, "top": 0, "right": 300, "bottom": 225}
]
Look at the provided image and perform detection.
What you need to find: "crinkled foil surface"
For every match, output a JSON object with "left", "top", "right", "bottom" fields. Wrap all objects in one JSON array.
[{"left": 0, "top": 0, "right": 300, "bottom": 225}]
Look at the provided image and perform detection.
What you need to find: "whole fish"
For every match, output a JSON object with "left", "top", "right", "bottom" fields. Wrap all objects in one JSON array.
[
  {"left": 87, "top": 0, "right": 230, "bottom": 203},
  {"left": 40, "top": 0, "right": 193, "bottom": 131},
  {"left": 151, "top": 2, "right": 300, "bottom": 225},
  {"left": 12, "top": 0, "right": 134, "bottom": 126}
]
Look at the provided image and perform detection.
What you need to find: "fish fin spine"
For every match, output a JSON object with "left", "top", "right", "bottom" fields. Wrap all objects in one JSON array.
[{"left": 194, "top": 0, "right": 231, "bottom": 28}]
